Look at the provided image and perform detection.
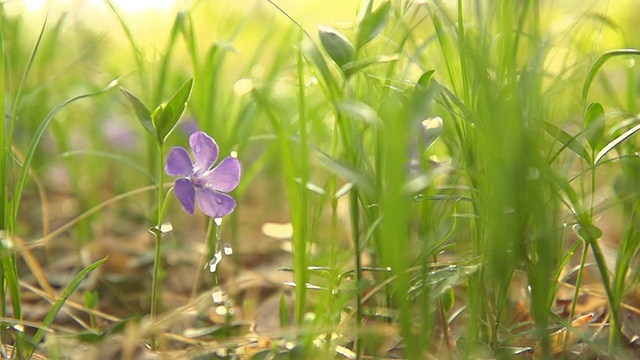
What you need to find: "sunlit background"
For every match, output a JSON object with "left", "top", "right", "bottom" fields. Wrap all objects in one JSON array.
[{"left": 25, "top": 0, "right": 176, "bottom": 12}]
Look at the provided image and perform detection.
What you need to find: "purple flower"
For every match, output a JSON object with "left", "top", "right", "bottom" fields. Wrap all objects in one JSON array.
[{"left": 165, "top": 131, "right": 241, "bottom": 218}]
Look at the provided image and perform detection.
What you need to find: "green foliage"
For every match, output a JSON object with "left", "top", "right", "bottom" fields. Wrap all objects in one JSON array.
[
  {"left": 356, "top": 1, "right": 391, "bottom": 49},
  {"left": 584, "top": 102, "right": 605, "bottom": 151},
  {"left": 121, "top": 79, "right": 193, "bottom": 145},
  {"left": 318, "top": 25, "right": 354, "bottom": 69},
  {"left": 6, "top": 0, "right": 640, "bottom": 359}
]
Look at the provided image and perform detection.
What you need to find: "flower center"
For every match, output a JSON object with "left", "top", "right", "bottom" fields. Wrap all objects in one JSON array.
[{"left": 190, "top": 174, "right": 206, "bottom": 189}]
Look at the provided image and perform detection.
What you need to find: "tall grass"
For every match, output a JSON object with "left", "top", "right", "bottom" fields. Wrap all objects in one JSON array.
[{"left": 4, "top": 0, "right": 640, "bottom": 358}]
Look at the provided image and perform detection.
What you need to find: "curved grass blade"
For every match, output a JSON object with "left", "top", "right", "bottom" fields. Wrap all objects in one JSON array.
[
  {"left": 543, "top": 121, "right": 591, "bottom": 164},
  {"left": 594, "top": 122, "right": 640, "bottom": 165},
  {"left": 51, "top": 150, "right": 154, "bottom": 182},
  {"left": 13, "top": 81, "right": 118, "bottom": 221},
  {"left": 411, "top": 70, "right": 436, "bottom": 123},
  {"left": 104, "top": 0, "right": 145, "bottom": 87},
  {"left": 337, "top": 99, "right": 380, "bottom": 124},
  {"left": 341, "top": 54, "right": 398, "bottom": 78},
  {"left": 28, "top": 257, "right": 106, "bottom": 358},
  {"left": 582, "top": 49, "right": 640, "bottom": 101}
]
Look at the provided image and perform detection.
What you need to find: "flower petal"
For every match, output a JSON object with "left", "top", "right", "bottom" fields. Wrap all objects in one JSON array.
[
  {"left": 165, "top": 147, "right": 192, "bottom": 176},
  {"left": 189, "top": 131, "right": 218, "bottom": 172},
  {"left": 199, "top": 156, "right": 241, "bottom": 192},
  {"left": 196, "top": 187, "right": 236, "bottom": 218},
  {"left": 174, "top": 178, "right": 196, "bottom": 214}
]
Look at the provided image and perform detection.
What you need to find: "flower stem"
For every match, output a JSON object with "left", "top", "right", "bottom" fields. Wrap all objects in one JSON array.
[{"left": 150, "top": 142, "right": 165, "bottom": 349}]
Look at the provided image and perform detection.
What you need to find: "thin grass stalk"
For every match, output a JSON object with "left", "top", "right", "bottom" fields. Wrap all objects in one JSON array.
[
  {"left": 251, "top": 89, "right": 306, "bottom": 326},
  {"left": 349, "top": 188, "right": 362, "bottom": 359},
  {"left": 379, "top": 99, "right": 414, "bottom": 358},
  {"left": 104, "top": 0, "right": 156, "bottom": 212},
  {"left": 27, "top": 257, "right": 106, "bottom": 359},
  {"left": 295, "top": 30, "right": 309, "bottom": 326},
  {"left": 563, "top": 240, "right": 589, "bottom": 352},
  {"left": 0, "top": 3, "right": 5, "bottom": 234},
  {"left": 0, "top": 4, "right": 6, "bottom": 344},
  {"left": 153, "top": 12, "right": 184, "bottom": 107}
]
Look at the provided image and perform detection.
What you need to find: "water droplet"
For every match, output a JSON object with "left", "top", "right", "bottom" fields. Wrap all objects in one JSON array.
[
  {"left": 626, "top": 58, "right": 636, "bottom": 68},
  {"left": 223, "top": 243, "right": 233, "bottom": 255},
  {"left": 386, "top": 266, "right": 392, "bottom": 272},
  {"left": 160, "top": 222, "right": 173, "bottom": 233},
  {"left": 209, "top": 251, "right": 223, "bottom": 273},
  {"left": 230, "top": 150, "right": 238, "bottom": 159},
  {"left": 214, "top": 217, "right": 223, "bottom": 227},
  {"left": 211, "top": 287, "right": 228, "bottom": 303},
  {"left": 215, "top": 305, "right": 228, "bottom": 316},
  {"left": 0, "top": 231, "right": 12, "bottom": 250}
]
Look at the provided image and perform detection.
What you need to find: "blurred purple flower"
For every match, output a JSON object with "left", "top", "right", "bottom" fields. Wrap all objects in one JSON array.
[
  {"left": 165, "top": 131, "right": 241, "bottom": 218},
  {"left": 180, "top": 118, "right": 200, "bottom": 136},
  {"left": 102, "top": 118, "right": 138, "bottom": 150}
]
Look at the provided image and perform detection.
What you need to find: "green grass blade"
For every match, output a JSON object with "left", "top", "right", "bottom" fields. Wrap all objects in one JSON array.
[
  {"left": 49, "top": 150, "right": 154, "bottom": 182},
  {"left": 582, "top": 49, "right": 640, "bottom": 101},
  {"left": 542, "top": 121, "right": 592, "bottom": 164},
  {"left": 356, "top": 1, "right": 391, "bottom": 49},
  {"left": 28, "top": 257, "right": 106, "bottom": 358},
  {"left": 0, "top": 3, "right": 6, "bottom": 231},
  {"left": 594, "top": 122, "right": 640, "bottom": 165},
  {"left": 104, "top": 0, "right": 146, "bottom": 90},
  {"left": 12, "top": 81, "right": 118, "bottom": 221},
  {"left": 8, "top": 8, "right": 48, "bottom": 147}
]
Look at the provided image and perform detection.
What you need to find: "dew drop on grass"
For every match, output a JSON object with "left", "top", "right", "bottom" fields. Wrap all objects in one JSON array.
[
  {"left": 211, "top": 287, "right": 228, "bottom": 304},
  {"left": 223, "top": 243, "right": 233, "bottom": 255},
  {"left": 216, "top": 305, "right": 228, "bottom": 316},
  {"left": 0, "top": 231, "right": 13, "bottom": 250},
  {"left": 209, "top": 251, "right": 223, "bottom": 273},
  {"left": 214, "top": 217, "right": 223, "bottom": 227},
  {"left": 626, "top": 58, "right": 636, "bottom": 68},
  {"left": 160, "top": 222, "right": 173, "bottom": 234}
]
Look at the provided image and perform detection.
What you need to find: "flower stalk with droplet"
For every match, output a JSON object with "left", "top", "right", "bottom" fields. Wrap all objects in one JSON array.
[{"left": 121, "top": 79, "right": 193, "bottom": 349}]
